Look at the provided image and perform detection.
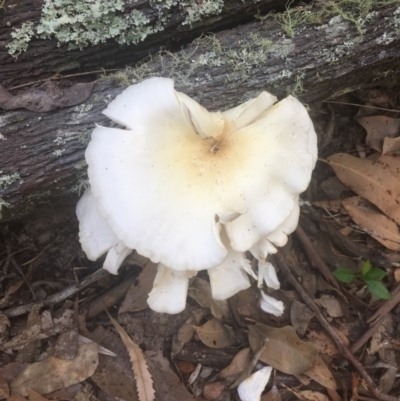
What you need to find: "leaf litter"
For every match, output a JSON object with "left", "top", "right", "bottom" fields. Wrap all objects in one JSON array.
[{"left": 4, "top": 87, "right": 400, "bottom": 401}]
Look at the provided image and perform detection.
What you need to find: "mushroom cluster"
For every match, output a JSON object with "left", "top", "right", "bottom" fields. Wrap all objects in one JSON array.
[{"left": 76, "top": 77, "right": 317, "bottom": 315}]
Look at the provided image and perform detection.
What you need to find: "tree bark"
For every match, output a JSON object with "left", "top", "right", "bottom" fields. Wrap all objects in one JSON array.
[
  {"left": 1, "top": 4, "right": 400, "bottom": 222},
  {"left": 0, "top": 0, "right": 285, "bottom": 87}
]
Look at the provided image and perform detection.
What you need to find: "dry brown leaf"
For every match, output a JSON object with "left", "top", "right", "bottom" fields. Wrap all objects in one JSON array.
[
  {"left": 327, "top": 153, "right": 400, "bottom": 224},
  {"left": 188, "top": 278, "right": 231, "bottom": 321},
  {"left": 290, "top": 300, "right": 314, "bottom": 336},
  {"left": 0, "top": 376, "right": 9, "bottom": 399},
  {"left": 193, "top": 318, "right": 235, "bottom": 349},
  {"left": 315, "top": 295, "right": 343, "bottom": 318},
  {"left": 394, "top": 269, "right": 400, "bottom": 282},
  {"left": 218, "top": 348, "right": 252, "bottom": 379},
  {"left": 358, "top": 116, "right": 400, "bottom": 152},
  {"left": 26, "top": 389, "right": 50, "bottom": 401},
  {"left": 8, "top": 395, "right": 27, "bottom": 401},
  {"left": 306, "top": 331, "right": 338, "bottom": 356},
  {"left": 10, "top": 342, "right": 99, "bottom": 397},
  {"left": 299, "top": 390, "right": 331, "bottom": 401},
  {"left": 91, "top": 357, "right": 139, "bottom": 401},
  {"left": 377, "top": 154, "right": 400, "bottom": 177},
  {"left": 146, "top": 351, "right": 196, "bottom": 401},
  {"left": 0, "top": 311, "right": 10, "bottom": 344},
  {"left": 304, "top": 356, "right": 337, "bottom": 390},
  {"left": 382, "top": 136, "right": 400, "bottom": 155},
  {"left": 107, "top": 313, "right": 155, "bottom": 401},
  {"left": 0, "top": 280, "right": 24, "bottom": 309},
  {"left": 342, "top": 197, "right": 400, "bottom": 251},
  {"left": 119, "top": 262, "right": 158, "bottom": 314},
  {"left": 203, "top": 382, "right": 225, "bottom": 401},
  {"left": 248, "top": 325, "right": 318, "bottom": 375}
]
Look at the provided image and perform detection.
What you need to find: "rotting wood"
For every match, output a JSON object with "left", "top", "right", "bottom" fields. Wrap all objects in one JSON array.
[{"left": 1, "top": 4, "right": 400, "bottom": 222}]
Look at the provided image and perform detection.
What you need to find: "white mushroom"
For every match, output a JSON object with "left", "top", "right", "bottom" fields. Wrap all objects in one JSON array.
[
  {"left": 259, "top": 291, "right": 285, "bottom": 316},
  {"left": 76, "top": 77, "right": 317, "bottom": 313},
  {"left": 237, "top": 366, "right": 273, "bottom": 401}
]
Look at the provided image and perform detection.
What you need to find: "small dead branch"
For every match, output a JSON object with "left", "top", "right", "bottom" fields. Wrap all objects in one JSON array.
[
  {"left": 3, "top": 268, "right": 109, "bottom": 318},
  {"left": 351, "top": 284, "right": 400, "bottom": 354},
  {"left": 295, "top": 225, "right": 340, "bottom": 290},
  {"left": 275, "top": 252, "right": 399, "bottom": 401},
  {"left": 86, "top": 275, "right": 137, "bottom": 319}
]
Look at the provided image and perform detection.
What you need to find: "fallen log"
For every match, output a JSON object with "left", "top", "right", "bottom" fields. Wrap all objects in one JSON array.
[
  {"left": 0, "top": 0, "right": 285, "bottom": 87},
  {"left": 1, "top": 3, "right": 400, "bottom": 222}
]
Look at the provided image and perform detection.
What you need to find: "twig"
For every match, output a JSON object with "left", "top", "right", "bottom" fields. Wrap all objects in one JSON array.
[
  {"left": 21, "top": 236, "right": 59, "bottom": 266},
  {"left": 323, "top": 100, "right": 400, "bottom": 114},
  {"left": 295, "top": 225, "right": 340, "bottom": 290},
  {"left": 8, "top": 69, "right": 121, "bottom": 90},
  {"left": 87, "top": 274, "right": 137, "bottom": 319},
  {"left": 275, "top": 252, "right": 399, "bottom": 401},
  {"left": 350, "top": 284, "right": 400, "bottom": 354},
  {"left": 3, "top": 268, "right": 109, "bottom": 317},
  {"left": 10, "top": 256, "right": 36, "bottom": 300}
]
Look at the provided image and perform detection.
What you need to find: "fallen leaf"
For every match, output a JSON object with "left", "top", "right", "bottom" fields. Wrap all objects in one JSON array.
[
  {"left": 394, "top": 269, "right": 400, "bottom": 282},
  {"left": 358, "top": 116, "right": 400, "bottom": 152},
  {"left": 0, "top": 82, "right": 95, "bottom": 112},
  {"left": 315, "top": 295, "right": 343, "bottom": 318},
  {"left": 0, "top": 363, "right": 28, "bottom": 384},
  {"left": 176, "top": 361, "right": 197, "bottom": 375},
  {"left": 92, "top": 356, "right": 138, "bottom": 401},
  {"left": 10, "top": 342, "right": 99, "bottom": 397},
  {"left": 26, "top": 389, "right": 50, "bottom": 401},
  {"left": 306, "top": 331, "right": 338, "bottom": 356},
  {"left": 376, "top": 154, "right": 400, "bottom": 177},
  {"left": 203, "top": 382, "right": 225, "bottom": 400},
  {"left": 45, "top": 384, "right": 82, "bottom": 400},
  {"left": 146, "top": 351, "right": 196, "bottom": 401},
  {"left": 218, "top": 348, "right": 252, "bottom": 379},
  {"left": 382, "top": 136, "right": 400, "bottom": 155},
  {"left": 107, "top": 313, "right": 155, "bottom": 401},
  {"left": 8, "top": 395, "right": 27, "bottom": 401},
  {"left": 327, "top": 153, "right": 400, "bottom": 224},
  {"left": 0, "top": 311, "right": 10, "bottom": 344},
  {"left": 188, "top": 278, "right": 231, "bottom": 321},
  {"left": 194, "top": 318, "right": 235, "bottom": 349},
  {"left": 248, "top": 325, "right": 318, "bottom": 375},
  {"left": 342, "top": 197, "right": 400, "bottom": 251},
  {"left": 304, "top": 356, "right": 337, "bottom": 390},
  {"left": 0, "top": 280, "right": 24, "bottom": 309},
  {"left": 290, "top": 300, "right": 314, "bottom": 336},
  {"left": 299, "top": 390, "right": 331, "bottom": 401},
  {"left": 119, "top": 262, "right": 158, "bottom": 313},
  {"left": 0, "top": 376, "right": 9, "bottom": 399}
]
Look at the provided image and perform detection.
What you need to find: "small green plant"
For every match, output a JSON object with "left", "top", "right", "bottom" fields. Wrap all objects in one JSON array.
[{"left": 333, "top": 260, "right": 391, "bottom": 300}]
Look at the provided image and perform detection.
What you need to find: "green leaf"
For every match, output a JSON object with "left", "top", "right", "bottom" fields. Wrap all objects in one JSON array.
[
  {"left": 363, "top": 268, "right": 387, "bottom": 282},
  {"left": 365, "top": 281, "right": 391, "bottom": 300},
  {"left": 361, "top": 260, "right": 372, "bottom": 277},
  {"left": 333, "top": 268, "right": 355, "bottom": 283}
]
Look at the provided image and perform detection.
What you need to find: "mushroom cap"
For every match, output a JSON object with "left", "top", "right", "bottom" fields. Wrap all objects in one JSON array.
[
  {"left": 76, "top": 189, "right": 132, "bottom": 274},
  {"left": 86, "top": 77, "right": 317, "bottom": 272}
]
